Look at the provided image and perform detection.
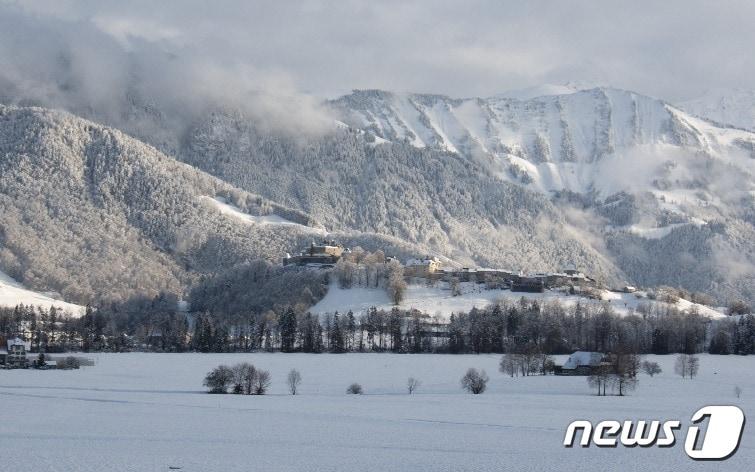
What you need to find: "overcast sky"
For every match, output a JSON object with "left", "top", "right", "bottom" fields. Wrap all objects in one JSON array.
[{"left": 2, "top": 0, "right": 753, "bottom": 103}]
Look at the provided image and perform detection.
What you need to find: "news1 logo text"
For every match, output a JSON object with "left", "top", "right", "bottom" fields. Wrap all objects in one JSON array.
[{"left": 564, "top": 405, "right": 745, "bottom": 460}]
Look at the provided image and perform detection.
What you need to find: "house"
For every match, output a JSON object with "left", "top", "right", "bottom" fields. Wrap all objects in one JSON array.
[
  {"left": 554, "top": 351, "right": 608, "bottom": 376},
  {"left": 511, "top": 276, "right": 545, "bottom": 293},
  {"left": 283, "top": 240, "right": 348, "bottom": 267},
  {"left": 1, "top": 337, "right": 31, "bottom": 369},
  {"left": 623, "top": 285, "right": 637, "bottom": 293},
  {"left": 404, "top": 257, "right": 442, "bottom": 278}
]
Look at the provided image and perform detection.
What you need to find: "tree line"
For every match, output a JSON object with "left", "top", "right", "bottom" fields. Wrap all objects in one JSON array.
[{"left": 3, "top": 295, "right": 753, "bottom": 356}]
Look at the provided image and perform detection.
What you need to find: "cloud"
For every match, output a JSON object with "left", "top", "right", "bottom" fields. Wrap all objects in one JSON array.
[{"left": 0, "top": 0, "right": 753, "bottom": 113}]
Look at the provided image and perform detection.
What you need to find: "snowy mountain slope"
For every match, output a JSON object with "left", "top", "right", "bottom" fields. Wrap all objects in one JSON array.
[
  {"left": 199, "top": 196, "right": 327, "bottom": 233},
  {"left": 178, "top": 110, "right": 626, "bottom": 286},
  {"left": 0, "top": 105, "right": 339, "bottom": 303},
  {"left": 0, "top": 269, "right": 83, "bottom": 315},
  {"left": 0, "top": 105, "right": 458, "bottom": 304},
  {"left": 328, "top": 87, "right": 755, "bottom": 304},
  {"left": 679, "top": 88, "right": 755, "bottom": 132},
  {"left": 2, "top": 86, "right": 753, "bottom": 305},
  {"left": 330, "top": 87, "right": 754, "bottom": 196}
]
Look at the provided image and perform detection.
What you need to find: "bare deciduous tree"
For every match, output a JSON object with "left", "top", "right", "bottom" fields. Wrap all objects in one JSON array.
[
  {"left": 641, "top": 360, "right": 662, "bottom": 377},
  {"left": 499, "top": 354, "right": 517, "bottom": 377},
  {"left": 287, "top": 369, "right": 302, "bottom": 395},
  {"left": 253, "top": 369, "right": 271, "bottom": 395},
  {"left": 461, "top": 368, "right": 488, "bottom": 394},
  {"left": 587, "top": 365, "right": 611, "bottom": 396},
  {"left": 675, "top": 354, "right": 700, "bottom": 379},
  {"left": 407, "top": 377, "right": 421, "bottom": 394},
  {"left": 232, "top": 362, "right": 256, "bottom": 394},
  {"left": 203, "top": 365, "right": 234, "bottom": 394},
  {"left": 346, "top": 383, "right": 363, "bottom": 394},
  {"left": 735, "top": 385, "right": 742, "bottom": 398}
]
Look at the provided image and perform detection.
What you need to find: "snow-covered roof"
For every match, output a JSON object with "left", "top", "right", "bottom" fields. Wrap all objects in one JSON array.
[
  {"left": 562, "top": 351, "right": 604, "bottom": 369},
  {"left": 7, "top": 337, "right": 31, "bottom": 351}
]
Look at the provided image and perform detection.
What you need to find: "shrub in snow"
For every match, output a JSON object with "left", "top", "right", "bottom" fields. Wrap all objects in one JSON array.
[
  {"left": 56, "top": 356, "right": 81, "bottom": 370},
  {"left": 346, "top": 383, "right": 363, "bottom": 394},
  {"left": 461, "top": 368, "right": 488, "bottom": 394},
  {"left": 641, "top": 360, "right": 662, "bottom": 377},
  {"left": 203, "top": 365, "right": 234, "bottom": 394}
]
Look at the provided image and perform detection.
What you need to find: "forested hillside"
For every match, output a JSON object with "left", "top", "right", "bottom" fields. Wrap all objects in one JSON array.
[{"left": 0, "top": 105, "right": 327, "bottom": 303}]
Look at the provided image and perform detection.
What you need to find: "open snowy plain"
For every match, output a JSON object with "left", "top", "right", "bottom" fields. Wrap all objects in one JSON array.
[{"left": 1, "top": 353, "right": 752, "bottom": 471}]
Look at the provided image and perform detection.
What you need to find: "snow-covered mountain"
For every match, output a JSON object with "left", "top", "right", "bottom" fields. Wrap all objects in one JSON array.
[
  {"left": 1, "top": 85, "right": 753, "bottom": 306},
  {"left": 328, "top": 87, "right": 755, "bottom": 304},
  {"left": 330, "top": 87, "right": 754, "bottom": 195},
  {"left": 0, "top": 105, "right": 451, "bottom": 305},
  {"left": 679, "top": 88, "right": 755, "bottom": 132}
]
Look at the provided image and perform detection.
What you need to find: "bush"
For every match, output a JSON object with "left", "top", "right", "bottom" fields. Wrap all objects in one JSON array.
[
  {"left": 461, "top": 368, "right": 488, "bottom": 394},
  {"left": 641, "top": 360, "right": 662, "bottom": 377},
  {"left": 346, "top": 383, "right": 363, "bottom": 394},
  {"left": 203, "top": 365, "right": 234, "bottom": 393},
  {"left": 56, "top": 356, "right": 81, "bottom": 370}
]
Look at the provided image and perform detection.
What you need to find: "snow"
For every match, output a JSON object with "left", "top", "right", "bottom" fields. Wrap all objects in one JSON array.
[
  {"left": 339, "top": 87, "right": 755, "bottom": 228},
  {"left": 200, "top": 196, "right": 325, "bottom": 233},
  {"left": 0, "top": 269, "right": 83, "bottom": 315},
  {"left": 310, "top": 282, "right": 725, "bottom": 319},
  {"left": 311, "top": 282, "right": 511, "bottom": 318},
  {"left": 0, "top": 352, "right": 753, "bottom": 471},
  {"left": 495, "top": 83, "right": 582, "bottom": 100},
  {"left": 562, "top": 351, "right": 603, "bottom": 369},
  {"left": 679, "top": 88, "right": 755, "bottom": 132}
]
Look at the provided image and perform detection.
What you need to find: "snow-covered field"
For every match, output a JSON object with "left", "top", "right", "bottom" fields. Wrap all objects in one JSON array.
[
  {"left": 0, "top": 353, "right": 752, "bottom": 471},
  {"left": 311, "top": 282, "right": 725, "bottom": 319},
  {"left": 0, "top": 269, "right": 83, "bottom": 315}
]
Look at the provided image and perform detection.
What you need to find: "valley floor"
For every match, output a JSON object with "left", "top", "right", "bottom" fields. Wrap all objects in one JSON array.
[{"left": 0, "top": 353, "right": 752, "bottom": 471}]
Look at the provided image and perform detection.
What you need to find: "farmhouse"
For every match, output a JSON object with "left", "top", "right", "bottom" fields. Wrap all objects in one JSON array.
[
  {"left": 554, "top": 351, "right": 608, "bottom": 375},
  {"left": 0, "top": 337, "right": 31, "bottom": 369}
]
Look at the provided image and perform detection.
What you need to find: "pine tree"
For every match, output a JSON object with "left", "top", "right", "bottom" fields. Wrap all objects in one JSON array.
[{"left": 330, "top": 313, "right": 345, "bottom": 353}]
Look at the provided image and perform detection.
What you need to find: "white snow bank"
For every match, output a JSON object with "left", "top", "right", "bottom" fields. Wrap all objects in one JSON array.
[{"left": 0, "top": 269, "right": 84, "bottom": 315}]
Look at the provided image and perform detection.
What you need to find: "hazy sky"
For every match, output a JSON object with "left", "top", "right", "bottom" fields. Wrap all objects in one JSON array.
[{"left": 1, "top": 0, "right": 753, "bottom": 102}]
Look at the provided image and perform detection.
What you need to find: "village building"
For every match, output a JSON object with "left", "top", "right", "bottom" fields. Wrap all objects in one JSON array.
[
  {"left": 0, "top": 337, "right": 31, "bottom": 369},
  {"left": 511, "top": 276, "right": 546, "bottom": 293},
  {"left": 283, "top": 240, "right": 348, "bottom": 267},
  {"left": 404, "top": 257, "right": 442, "bottom": 278}
]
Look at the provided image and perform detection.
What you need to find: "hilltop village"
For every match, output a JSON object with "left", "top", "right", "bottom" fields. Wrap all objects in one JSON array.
[{"left": 283, "top": 240, "right": 601, "bottom": 294}]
